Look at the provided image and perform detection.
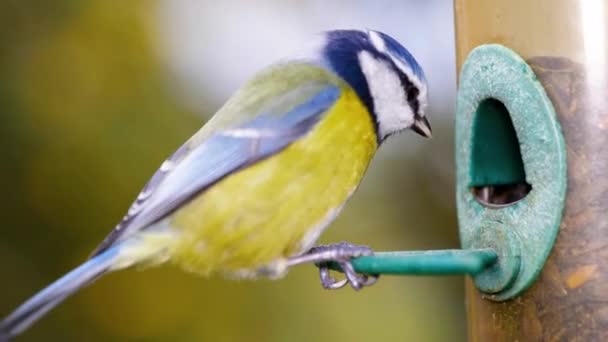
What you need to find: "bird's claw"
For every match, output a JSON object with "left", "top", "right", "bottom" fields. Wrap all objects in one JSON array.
[
  {"left": 319, "top": 267, "right": 349, "bottom": 289},
  {"left": 306, "top": 242, "right": 379, "bottom": 291}
]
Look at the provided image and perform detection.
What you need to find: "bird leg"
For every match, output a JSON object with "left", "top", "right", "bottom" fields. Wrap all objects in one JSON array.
[{"left": 287, "top": 242, "right": 379, "bottom": 290}]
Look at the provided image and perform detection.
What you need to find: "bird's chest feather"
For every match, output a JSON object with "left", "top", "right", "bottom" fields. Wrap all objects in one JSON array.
[{"left": 169, "top": 89, "right": 377, "bottom": 278}]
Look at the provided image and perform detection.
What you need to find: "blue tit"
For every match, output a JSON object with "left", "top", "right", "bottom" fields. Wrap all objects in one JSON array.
[{"left": 0, "top": 29, "right": 431, "bottom": 340}]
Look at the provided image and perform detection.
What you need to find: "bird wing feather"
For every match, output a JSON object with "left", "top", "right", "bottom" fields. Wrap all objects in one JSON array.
[{"left": 91, "top": 82, "right": 341, "bottom": 256}]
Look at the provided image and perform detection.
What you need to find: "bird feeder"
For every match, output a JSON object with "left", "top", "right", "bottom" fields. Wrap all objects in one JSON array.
[
  {"left": 455, "top": 0, "right": 608, "bottom": 339},
  {"left": 322, "top": 2, "right": 607, "bottom": 339}
]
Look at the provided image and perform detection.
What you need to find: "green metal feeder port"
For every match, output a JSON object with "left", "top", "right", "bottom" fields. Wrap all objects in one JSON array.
[{"left": 456, "top": 44, "right": 567, "bottom": 300}]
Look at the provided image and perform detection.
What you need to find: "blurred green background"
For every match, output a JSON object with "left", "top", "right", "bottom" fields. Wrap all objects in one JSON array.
[{"left": 0, "top": 0, "right": 463, "bottom": 341}]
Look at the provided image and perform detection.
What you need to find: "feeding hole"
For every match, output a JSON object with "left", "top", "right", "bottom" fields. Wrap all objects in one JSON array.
[{"left": 469, "top": 98, "right": 531, "bottom": 208}]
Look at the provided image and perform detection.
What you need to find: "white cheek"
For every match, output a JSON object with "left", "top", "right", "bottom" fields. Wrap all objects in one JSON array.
[{"left": 358, "top": 51, "right": 414, "bottom": 139}]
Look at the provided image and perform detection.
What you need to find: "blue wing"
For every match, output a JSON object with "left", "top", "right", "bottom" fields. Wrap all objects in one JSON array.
[{"left": 91, "top": 84, "right": 340, "bottom": 256}]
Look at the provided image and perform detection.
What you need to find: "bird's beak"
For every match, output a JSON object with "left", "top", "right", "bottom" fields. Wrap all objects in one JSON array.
[{"left": 412, "top": 116, "right": 432, "bottom": 138}]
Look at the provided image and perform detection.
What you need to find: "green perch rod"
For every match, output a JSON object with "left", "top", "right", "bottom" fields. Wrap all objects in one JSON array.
[{"left": 326, "top": 249, "right": 498, "bottom": 276}]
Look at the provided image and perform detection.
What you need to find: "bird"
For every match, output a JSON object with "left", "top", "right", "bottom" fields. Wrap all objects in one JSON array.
[{"left": 0, "top": 29, "right": 431, "bottom": 340}]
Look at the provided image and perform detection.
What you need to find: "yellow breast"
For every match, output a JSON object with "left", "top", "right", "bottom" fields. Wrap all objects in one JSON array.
[{"left": 168, "top": 87, "right": 377, "bottom": 278}]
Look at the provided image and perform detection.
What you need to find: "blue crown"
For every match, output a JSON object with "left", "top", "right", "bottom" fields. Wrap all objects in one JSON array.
[{"left": 376, "top": 31, "right": 426, "bottom": 84}]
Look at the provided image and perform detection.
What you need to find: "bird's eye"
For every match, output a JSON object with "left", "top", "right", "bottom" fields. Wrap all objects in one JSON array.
[{"left": 407, "top": 85, "right": 419, "bottom": 102}]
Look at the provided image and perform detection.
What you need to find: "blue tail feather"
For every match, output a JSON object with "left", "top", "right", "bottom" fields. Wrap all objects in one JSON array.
[{"left": 0, "top": 246, "right": 121, "bottom": 341}]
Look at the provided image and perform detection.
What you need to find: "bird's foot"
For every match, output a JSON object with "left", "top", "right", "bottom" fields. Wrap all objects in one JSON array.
[{"left": 288, "top": 242, "right": 379, "bottom": 291}]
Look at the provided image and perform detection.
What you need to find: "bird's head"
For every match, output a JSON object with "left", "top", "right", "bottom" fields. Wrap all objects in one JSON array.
[{"left": 319, "top": 29, "right": 431, "bottom": 142}]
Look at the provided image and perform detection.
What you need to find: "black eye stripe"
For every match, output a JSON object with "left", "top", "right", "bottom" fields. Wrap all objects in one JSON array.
[
  {"left": 408, "top": 86, "right": 419, "bottom": 101},
  {"left": 389, "top": 59, "right": 420, "bottom": 115}
]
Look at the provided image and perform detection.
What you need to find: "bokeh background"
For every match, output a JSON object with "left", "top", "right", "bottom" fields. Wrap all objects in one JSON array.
[{"left": 0, "top": 1, "right": 461, "bottom": 341}]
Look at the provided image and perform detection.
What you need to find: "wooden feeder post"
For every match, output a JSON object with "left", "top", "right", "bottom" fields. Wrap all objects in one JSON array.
[{"left": 455, "top": 0, "right": 608, "bottom": 340}]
